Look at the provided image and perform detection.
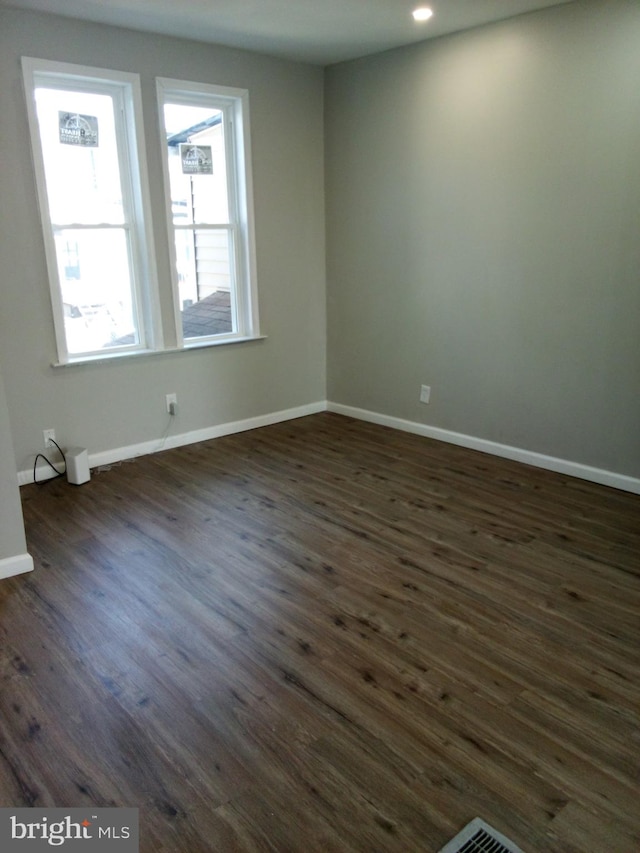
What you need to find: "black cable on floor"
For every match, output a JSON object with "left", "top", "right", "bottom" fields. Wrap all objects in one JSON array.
[{"left": 33, "top": 438, "right": 67, "bottom": 485}]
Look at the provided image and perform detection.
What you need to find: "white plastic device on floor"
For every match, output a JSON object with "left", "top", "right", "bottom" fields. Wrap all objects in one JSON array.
[{"left": 65, "top": 446, "right": 91, "bottom": 485}]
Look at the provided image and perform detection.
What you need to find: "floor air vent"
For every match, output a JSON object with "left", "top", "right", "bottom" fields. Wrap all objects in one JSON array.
[{"left": 439, "top": 817, "right": 524, "bottom": 853}]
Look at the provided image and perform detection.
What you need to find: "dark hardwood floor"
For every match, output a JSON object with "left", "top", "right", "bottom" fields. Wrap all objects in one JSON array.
[{"left": 2, "top": 413, "right": 639, "bottom": 852}]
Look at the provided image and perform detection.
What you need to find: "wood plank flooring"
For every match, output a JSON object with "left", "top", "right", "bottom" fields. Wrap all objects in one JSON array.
[{"left": 2, "top": 412, "right": 639, "bottom": 852}]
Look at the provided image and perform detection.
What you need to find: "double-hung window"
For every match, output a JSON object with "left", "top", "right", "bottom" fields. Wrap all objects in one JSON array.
[
  {"left": 22, "top": 58, "right": 160, "bottom": 361},
  {"left": 22, "top": 58, "right": 259, "bottom": 364},
  {"left": 157, "top": 78, "right": 258, "bottom": 345}
]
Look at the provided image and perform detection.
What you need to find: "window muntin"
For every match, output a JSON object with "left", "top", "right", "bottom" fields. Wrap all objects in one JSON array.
[{"left": 23, "top": 59, "right": 159, "bottom": 362}]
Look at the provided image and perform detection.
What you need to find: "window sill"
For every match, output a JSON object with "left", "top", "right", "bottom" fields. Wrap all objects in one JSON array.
[{"left": 51, "top": 334, "right": 267, "bottom": 368}]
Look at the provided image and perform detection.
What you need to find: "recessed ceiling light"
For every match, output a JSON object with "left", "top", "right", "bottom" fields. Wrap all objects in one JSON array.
[{"left": 412, "top": 7, "right": 433, "bottom": 23}]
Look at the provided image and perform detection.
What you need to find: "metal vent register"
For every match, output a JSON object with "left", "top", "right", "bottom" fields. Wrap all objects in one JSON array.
[{"left": 439, "top": 818, "right": 525, "bottom": 853}]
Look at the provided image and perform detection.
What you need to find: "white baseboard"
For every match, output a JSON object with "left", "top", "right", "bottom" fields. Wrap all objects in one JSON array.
[
  {"left": 0, "top": 552, "right": 34, "bottom": 580},
  {"left": 327, "top": 402, "right": 640, "bottom": 495},
  {"left": 18, "top": 398, "right": 639, "bottom": 496},
  {"left": 18, "top": 401, "right": 327, "bottom": 485}
]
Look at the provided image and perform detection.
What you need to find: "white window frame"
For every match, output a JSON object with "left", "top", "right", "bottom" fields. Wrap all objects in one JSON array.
[
  {"left": 156, "top": 77, "right": 260, "bottom": 347},
  {"left": 22, "top": 57, "right": 162, "bottom": 364}
]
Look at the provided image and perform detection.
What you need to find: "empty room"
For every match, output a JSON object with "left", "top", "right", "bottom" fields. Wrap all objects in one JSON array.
[{"left": 0, "top": 0, "right": 638, "bottom": 851}]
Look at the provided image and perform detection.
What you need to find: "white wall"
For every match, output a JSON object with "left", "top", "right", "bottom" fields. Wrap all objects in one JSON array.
[
  {"left": 325, "top": 0, "right": 640, "bottom": 480},
  {"left": 0, "top": 8, "right": 326, "bottom": 476},
  {"left": 0, "top": 363, "right": 32, "bottom": 578}
]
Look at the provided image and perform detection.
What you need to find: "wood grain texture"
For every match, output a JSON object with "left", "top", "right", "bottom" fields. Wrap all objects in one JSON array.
[{"left": 2, "top": 412, "right": 639, "bottom": 852}]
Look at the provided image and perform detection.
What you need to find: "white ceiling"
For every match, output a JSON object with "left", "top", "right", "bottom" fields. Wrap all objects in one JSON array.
[{"left": 1, "top": 0, "right": 577, "bottom": 65}]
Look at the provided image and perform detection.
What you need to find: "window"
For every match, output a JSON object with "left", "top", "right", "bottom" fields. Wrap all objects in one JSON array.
[
  {"left": 22, "top": 58, "right": 161, "bottom": 361},
  {"left": 22, "top": 59, "right": 259, "bottom": 364},
  {"left": 157, "top": 78, "right": 258, "bottom": 346}
]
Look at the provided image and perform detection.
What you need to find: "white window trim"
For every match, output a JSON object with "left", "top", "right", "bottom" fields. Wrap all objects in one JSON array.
[
  {"left": 156, "top": 77, "right": 260, "bottom": 348},
  {"left": 22, "top": 57, "right": 164, "bottom": 364}
]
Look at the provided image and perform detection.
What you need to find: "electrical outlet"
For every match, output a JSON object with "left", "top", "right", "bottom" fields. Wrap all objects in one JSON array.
[
  {"left": 419, "top": 385, "right": 431, "bottom": 404},
  {"left": 43, "top": 428, "right": 56, "bottom": 447},
  {"left": 166, "top": 393, "right": 177, "bottom": 414}
]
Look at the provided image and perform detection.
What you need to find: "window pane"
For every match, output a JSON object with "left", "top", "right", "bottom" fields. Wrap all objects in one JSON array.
[
  {"left": 174, "top": 229, "right": 234, "bottom": 339},
  {"left": 34, "top": 88, "right": 125, "bottom": 225},
  {"left": 164, "top": 103, "right": 229, "bottom": 224},
  {"left": 55, "top": 228, "right": 139, "bottom": 353}
]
